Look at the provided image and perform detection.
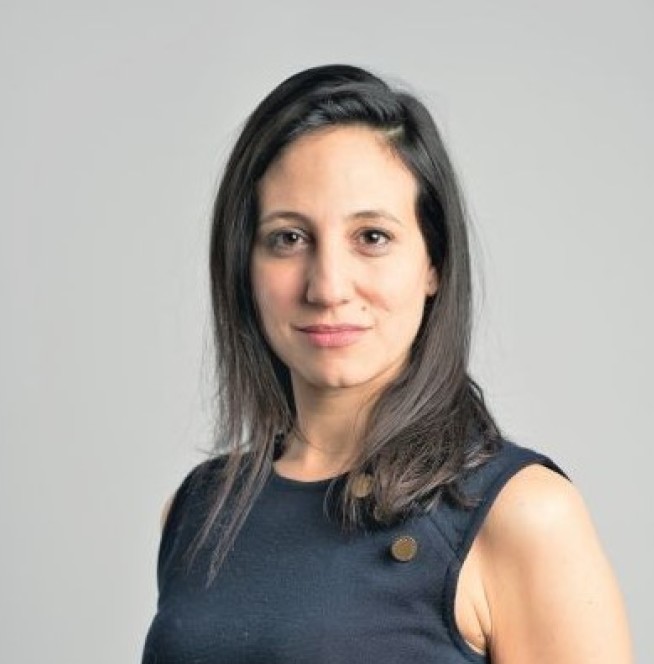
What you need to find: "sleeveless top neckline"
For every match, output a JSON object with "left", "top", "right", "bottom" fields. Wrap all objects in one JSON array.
[{"left": 270, "top": 463, "right": 349, "bottom": 491}]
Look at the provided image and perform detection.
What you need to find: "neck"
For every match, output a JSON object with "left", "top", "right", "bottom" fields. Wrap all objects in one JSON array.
[{"left": 277, "top": 380, "right": 380, "bottom": 477}]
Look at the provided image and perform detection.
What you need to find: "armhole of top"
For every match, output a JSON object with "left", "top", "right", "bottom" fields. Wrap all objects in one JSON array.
[{"left": 442, "top": 451, "right": 570, "bottom": 661}]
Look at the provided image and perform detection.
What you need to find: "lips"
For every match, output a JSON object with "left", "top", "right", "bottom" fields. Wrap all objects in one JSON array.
[
  {"left": 296, "top": 324, "right": 369, "bottom": 348},
  {"left": 297, "top": 324, "right": 367, "bottom": 332}
]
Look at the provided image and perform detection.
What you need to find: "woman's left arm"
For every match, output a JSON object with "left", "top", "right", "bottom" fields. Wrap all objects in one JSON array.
[{"left": 478, "top": 463, "right": 633, "bottom": 663}]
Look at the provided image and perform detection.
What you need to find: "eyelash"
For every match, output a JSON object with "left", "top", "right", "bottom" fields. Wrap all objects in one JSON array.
[{"left": 264, "top": 228, "right": 393, "bottom": 255}]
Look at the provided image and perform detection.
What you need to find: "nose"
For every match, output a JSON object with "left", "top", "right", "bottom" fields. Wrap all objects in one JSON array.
[{"left": 305, "top": 239, "right": 353, "bottom": 306}]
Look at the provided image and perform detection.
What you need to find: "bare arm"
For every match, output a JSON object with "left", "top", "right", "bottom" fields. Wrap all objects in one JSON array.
[{"left": 478, "top": 464, "right": 633, "bottom": 663}]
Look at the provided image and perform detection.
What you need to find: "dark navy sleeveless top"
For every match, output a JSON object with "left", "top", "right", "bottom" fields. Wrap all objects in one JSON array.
[{"left": 141, "top": 439, "right": 566, "bottom": 663}]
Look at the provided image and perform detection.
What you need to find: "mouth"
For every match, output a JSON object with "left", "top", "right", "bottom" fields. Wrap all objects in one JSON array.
[
  {"left": 295, "top": 324, "right": 369, "bottom": 348},
  {"left": 297, "top": 324, "right": 367, "bottom": 332}
]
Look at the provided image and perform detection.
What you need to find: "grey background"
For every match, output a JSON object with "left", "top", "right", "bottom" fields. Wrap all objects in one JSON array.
[{"left": 1, "top": 1, "right": 651, "bottom": 662}]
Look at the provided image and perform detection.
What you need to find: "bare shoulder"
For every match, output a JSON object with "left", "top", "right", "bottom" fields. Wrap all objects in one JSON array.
[
  {"left": 476, "top": 462, "right": 633, "bottom": 663},
  {"left": 481, "top": 463, "right": 585, "bottom": 549}
]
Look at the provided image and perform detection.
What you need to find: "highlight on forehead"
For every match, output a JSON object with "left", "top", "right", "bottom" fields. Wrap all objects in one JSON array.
[{"left": 262, "top": 122, "right": 406, "bottom": 177}]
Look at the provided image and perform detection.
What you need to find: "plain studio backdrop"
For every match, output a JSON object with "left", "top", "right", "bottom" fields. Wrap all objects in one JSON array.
[{"left": 1, "top": 1, "right": 652, "bottom": 662}]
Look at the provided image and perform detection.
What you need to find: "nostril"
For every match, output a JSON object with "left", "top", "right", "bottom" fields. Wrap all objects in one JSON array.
[{"left": 305, "top": 277, "right": 351, "bottom": 306}]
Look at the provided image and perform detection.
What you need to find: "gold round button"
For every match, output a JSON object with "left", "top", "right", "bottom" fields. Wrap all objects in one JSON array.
[
  {"left": 351, "top": 473, "right": 373, "bottom": 499},
  {"left": 390, "top": 535, "right": 418, "bottom": 562}
]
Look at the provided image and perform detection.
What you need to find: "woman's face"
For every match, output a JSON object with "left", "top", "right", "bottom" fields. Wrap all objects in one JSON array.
[{"left": 250, "top": 125, "right": 438, "bottom": 397}]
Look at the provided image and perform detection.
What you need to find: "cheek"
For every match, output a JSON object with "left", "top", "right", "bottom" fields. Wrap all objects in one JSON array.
[
  {"left": 251, "top": 263, "right": 298, "bottom": 323},
  {"left": 370, "top": 263, "right": 429, "bottom": 317}
]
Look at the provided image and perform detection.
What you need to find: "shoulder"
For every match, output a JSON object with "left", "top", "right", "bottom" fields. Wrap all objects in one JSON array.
[
  {"left": 434, "top": 437, "right": 567, "bottom": 557},
  {"left": 476, "top": 462, "right": 633, "bottom": 662},
  {"left": 159, "top": 456, "right": 228, "bottom": 533},
  {"left": 479, "top": 462, "right": 581, "bottom": 553},
  {"left": 457, "top": 437, "right": 567, "bottom": 513}
]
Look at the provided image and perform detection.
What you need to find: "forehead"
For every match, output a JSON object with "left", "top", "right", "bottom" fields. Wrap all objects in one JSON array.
[{"left": 257, "top": 125, "right": 418, "bottom": 213}]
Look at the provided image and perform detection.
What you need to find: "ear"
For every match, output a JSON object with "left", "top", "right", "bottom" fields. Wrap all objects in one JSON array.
[{"left": 426, "top": 265, "right": 438, "bottom": 297}]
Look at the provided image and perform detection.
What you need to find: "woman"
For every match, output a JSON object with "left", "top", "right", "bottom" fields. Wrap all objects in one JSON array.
[{"left": 141, "top": 64, "right": 632, "bottom": 662}]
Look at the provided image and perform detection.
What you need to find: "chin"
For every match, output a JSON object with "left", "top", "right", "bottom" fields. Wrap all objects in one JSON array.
[
  {"left": 298, "top": 365, "right": 389, "bottom": 392},
  {"left": 308, "top": 374, "right": 364, "bottom": 389}
]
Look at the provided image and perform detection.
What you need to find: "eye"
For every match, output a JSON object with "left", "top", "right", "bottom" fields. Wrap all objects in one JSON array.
[
  {"left": 265, "top": 229, "right": 308, "bottom": 254},
  {"left": 357, "top": 228, "right": 392, "bottom": 251}
]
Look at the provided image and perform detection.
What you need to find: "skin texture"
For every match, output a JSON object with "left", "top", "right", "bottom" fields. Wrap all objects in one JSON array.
[
  {"left": 252, "top": 125, "right": 437, "bottom": 392},
  {"left": 162, "top": 124, "right": 633, "bottom": 661}
]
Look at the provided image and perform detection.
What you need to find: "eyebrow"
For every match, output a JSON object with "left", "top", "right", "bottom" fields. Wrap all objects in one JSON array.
[{"left": 258, "top": 209, "right": 404, "bottom": 227}]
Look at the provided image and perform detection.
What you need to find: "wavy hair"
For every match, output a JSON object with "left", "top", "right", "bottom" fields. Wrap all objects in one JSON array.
[{"left": 185, "top": 64, "right": 501, "bottom": 585}]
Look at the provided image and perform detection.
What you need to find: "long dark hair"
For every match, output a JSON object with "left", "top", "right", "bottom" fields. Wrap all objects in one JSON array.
[{"left": 186, "top": 64, "right": 501, "bottom": 585}]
